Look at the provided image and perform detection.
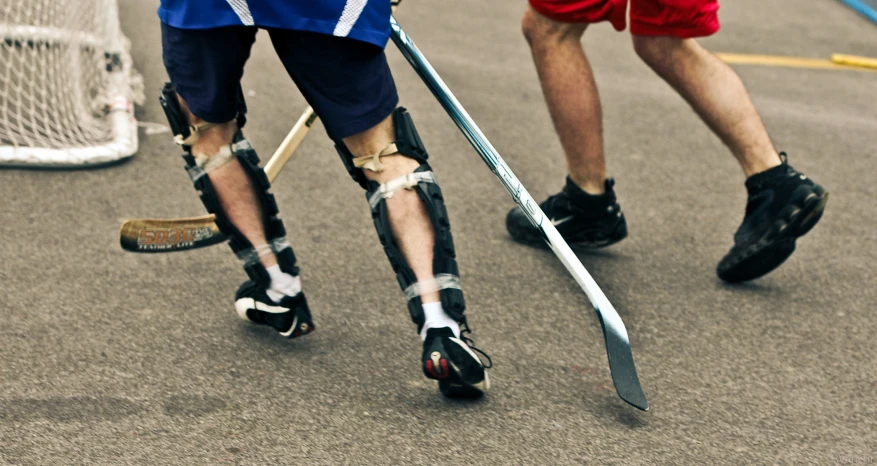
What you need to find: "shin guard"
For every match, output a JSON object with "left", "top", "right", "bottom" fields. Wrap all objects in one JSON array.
[
  {"left": 336, "top": 107, "right": 465, "bottom": 330},
  {"left": 159, "top": 83, "right": 298, "bottom": 283}
]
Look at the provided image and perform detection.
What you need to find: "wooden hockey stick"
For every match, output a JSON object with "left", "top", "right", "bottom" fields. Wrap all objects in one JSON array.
[{"left": 120, "top": 107, "right": 318, "bottom": 252}]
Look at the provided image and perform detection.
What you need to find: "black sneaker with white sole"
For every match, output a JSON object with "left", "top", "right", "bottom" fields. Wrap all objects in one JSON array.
[
  {"left": 506, "top": 177, "right": 627, "bottom": 249},
  {"left": 234, "top": 280, "right": 315, "bottom": 338},
  {"left": 422, "top": 327, "right": 491, "bottom": 398},
  {"left": 717, "top": 153, "right": 828, "bottom": 283}
]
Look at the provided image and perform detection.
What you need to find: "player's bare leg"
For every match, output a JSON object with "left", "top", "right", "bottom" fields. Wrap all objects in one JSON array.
[
  {"left": 507, "top": 7, "right": 628, "bottom": 250},
  {"left": 630, "top": 35, "right": 827, "bottom": 282},
  {"left": 522, "top": 6, "right": 606, "bottom": 195},
  {"left": 631, "top": 35, "right": 780, "bottom": 176}
]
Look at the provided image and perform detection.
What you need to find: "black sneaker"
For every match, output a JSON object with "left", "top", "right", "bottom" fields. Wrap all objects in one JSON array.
[
  {"left": 506, "top": 177, "right": 627, "bottom": 249},
  {"left": 717, "top": 154, "right": 828, "bottom": 283},
  {"left": 234, "top": 280, "right": 315, "bottom": 338},
  {"left": 422, "top": 327, "right": 491, "bottom": 398}
]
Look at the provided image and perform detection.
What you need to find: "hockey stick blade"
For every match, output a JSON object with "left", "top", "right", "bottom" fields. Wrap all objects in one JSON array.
[
  {"left": 390, "top": 17, "right": 648, "bottom": 410},
  {"left": 120, "top": 215, "right": 223, "bottom": 252}
]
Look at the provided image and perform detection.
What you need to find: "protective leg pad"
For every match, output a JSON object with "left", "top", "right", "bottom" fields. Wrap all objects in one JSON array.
[
  {"left": 159, "top": 82, "right": 296, "bottom": 283},
  {"left": 193, "top": 135, "right": 298, "bottom": 283},
  {"left": 337, "top": 107, "right": 463, "bottom": 328},
  {"left": 367, "top": 165, "right": 465, "bottom": 328}
]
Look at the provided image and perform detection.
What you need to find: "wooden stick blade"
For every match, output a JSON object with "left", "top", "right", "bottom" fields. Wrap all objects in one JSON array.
[{"left": 119, "top": 215, "right": 226, "bottom": 252}]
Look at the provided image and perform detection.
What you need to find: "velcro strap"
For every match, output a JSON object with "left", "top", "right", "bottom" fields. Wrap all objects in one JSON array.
[
  {"left": 194, "top": 145, "right": 233, "bottom": 173},
  {"left": 174, "top": 122, "right": 218, "bottom": 146},
  {"left": 368, "top": 171, "right": 436, "bottom": 210},
  {"left": 352, "top": 143, "right": 398, "bottom": 172},
  {"left": 404, "top": 274, "right": 462, "bottom": 300},
  {"left": 236, "top": 237, "right": 292, "bottom": 267},
  {"left": 271, "top": 236, "right": 292, "bottom": 253},
  {"left": 187, "top": 139, "right": 253, "bottom": 182}
]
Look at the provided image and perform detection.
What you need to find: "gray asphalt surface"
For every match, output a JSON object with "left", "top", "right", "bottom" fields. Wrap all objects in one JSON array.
[{"left": 2, "top": 1, "right": 876, "bottom": 464}]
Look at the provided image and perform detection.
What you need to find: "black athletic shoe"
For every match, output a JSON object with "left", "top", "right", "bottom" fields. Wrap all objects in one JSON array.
[
  {"left": 234, "top": 280, "right": 315, "bottom": 338},
  {"left": 422, "top": 327, "right": 491, "bottom": 398},
  {"left": 506, "top": 177, "right": 627, "bottom": 249},
  {"left": 717, "top": 153, "right": 828, "bottom": 283}
]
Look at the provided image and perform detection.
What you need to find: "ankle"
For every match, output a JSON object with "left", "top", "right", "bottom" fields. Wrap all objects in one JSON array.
[
  {"left": 568, "top": 174, "right": 606, "bottom": 195},
  {"left": 265, "top": 265, "right": 302, "bottom": 300},
  {"left": 419, "top": 302, "right": 460, "bottom": 341},
  {"left": 741, "top": 150, "right": 782, "bottom": 178}
]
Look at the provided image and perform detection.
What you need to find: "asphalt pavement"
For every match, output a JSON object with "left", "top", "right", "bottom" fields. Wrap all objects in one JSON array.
[{"left": 2, "top": 0, "right": 876, "bottom": 464}]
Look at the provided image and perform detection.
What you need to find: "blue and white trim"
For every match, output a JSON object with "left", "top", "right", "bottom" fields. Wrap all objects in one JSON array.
[
  {"left": 158, "top": 0, "right": 391, "bottom": 47},
  {"left": 225, "top": 0, "right": 255, "bottom": 26},
  {"left": 333, "top": 0, "right": 368, "bottom": 37}
]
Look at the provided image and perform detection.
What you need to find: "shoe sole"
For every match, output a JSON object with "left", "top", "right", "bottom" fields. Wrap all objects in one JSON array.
[
  {"left": 439, "top": 371, "right": 489, "bottom": 399},
  {"left": 718, "top": 189, "right": 828, "bottom": 283},
  {"left": 508, "top": 219, "right": 628, "bottom": 251}
]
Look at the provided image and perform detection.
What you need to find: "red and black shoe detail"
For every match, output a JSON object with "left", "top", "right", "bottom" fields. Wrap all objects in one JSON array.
[{"left": 421, "top": 327, "right": 490, "bottom": 398}]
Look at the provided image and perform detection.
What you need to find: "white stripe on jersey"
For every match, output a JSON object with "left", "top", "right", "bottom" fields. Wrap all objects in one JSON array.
[
  {"left": 225, "top": 0, "right": 255, "bottom": 26},
  {"left": 333, "top": 0, "right": 368, "bottom": 37}
]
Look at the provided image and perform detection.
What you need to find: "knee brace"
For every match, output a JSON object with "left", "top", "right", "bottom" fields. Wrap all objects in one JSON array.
[
  {"left": 159, "top": 83, "right": 297, "bottom": 284},
  {"left": 335, "top": 107, "right": 465, "bottom": 330}
]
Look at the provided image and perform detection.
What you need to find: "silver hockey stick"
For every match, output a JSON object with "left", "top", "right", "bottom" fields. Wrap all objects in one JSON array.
[{"left": 390, "top": 16, "right": 648, "bottom": 411}]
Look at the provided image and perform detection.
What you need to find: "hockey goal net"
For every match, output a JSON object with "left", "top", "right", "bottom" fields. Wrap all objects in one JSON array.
[{"left": 0, "top": 0, "right": 143, "bottom": 167}]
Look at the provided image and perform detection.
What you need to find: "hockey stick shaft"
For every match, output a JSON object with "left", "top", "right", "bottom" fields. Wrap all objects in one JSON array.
[
  {"left": 389, "top": 17, "right": 648, "bottom": 410},
  {"left": 120, "top": 107, "right": 317, "bottom": 252},
  {"left": 265, "top": 106, "right": 317, "bottom": 183}
]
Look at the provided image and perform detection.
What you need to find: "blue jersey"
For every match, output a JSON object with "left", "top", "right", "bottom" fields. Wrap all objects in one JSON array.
[{"left": 158, "top": 0, "right": 392, "bottom": 47}]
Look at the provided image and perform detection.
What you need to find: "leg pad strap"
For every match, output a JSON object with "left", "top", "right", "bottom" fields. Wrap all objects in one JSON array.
[{"left": 336, "top": 107, "right": 427, "bottom": 188}]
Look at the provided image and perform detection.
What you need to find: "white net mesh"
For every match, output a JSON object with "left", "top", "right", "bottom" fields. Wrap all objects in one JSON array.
[{"left": 0, "top": 0, "right": 143, "bottom": 166}]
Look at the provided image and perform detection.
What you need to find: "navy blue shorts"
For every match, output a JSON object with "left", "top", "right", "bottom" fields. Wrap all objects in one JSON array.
[{"left": 161, "top": 23, "right": 399, "bottom": 140}]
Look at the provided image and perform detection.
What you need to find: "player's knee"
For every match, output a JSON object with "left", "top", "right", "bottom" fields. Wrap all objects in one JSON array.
[
  {"left": 160, "top": 83, "right": 241, "bottom": 153},
  {"left": 522, "top": 6, "right": 586, "bottom": 47},
  {"left": 187, "top": 121, "right": 236, "bottom": 155},
  {"left": 336, "top": 107, "right": 429, "bottom": 188},
  {"left": 632, "top": 35, "right": 686, "bottom": 68}
]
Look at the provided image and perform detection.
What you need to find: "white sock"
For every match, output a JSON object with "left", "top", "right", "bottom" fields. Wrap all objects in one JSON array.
[
  {"left": 265, "top": 264, "right": 302, "bottom": 302},
  {"left": 419, "top": 301, "right": 460, "bottom": 341}
]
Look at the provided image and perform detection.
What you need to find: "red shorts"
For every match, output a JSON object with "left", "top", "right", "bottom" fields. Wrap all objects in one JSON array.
[{"left": 529, "top": 0, "right": 720, "bottom": 38}]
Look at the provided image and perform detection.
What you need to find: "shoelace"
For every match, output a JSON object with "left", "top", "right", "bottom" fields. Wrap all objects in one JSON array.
[
  {"left": 779, "top": 152, "right": 799, "bottom": 177},
  {"left": 459, "top": 322, "right": 493, "bottom": 369}
]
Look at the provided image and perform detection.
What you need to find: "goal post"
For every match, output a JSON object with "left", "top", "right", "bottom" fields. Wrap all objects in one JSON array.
[{"left": 0, "top": 0, "right": 143, "bottom": 167}]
